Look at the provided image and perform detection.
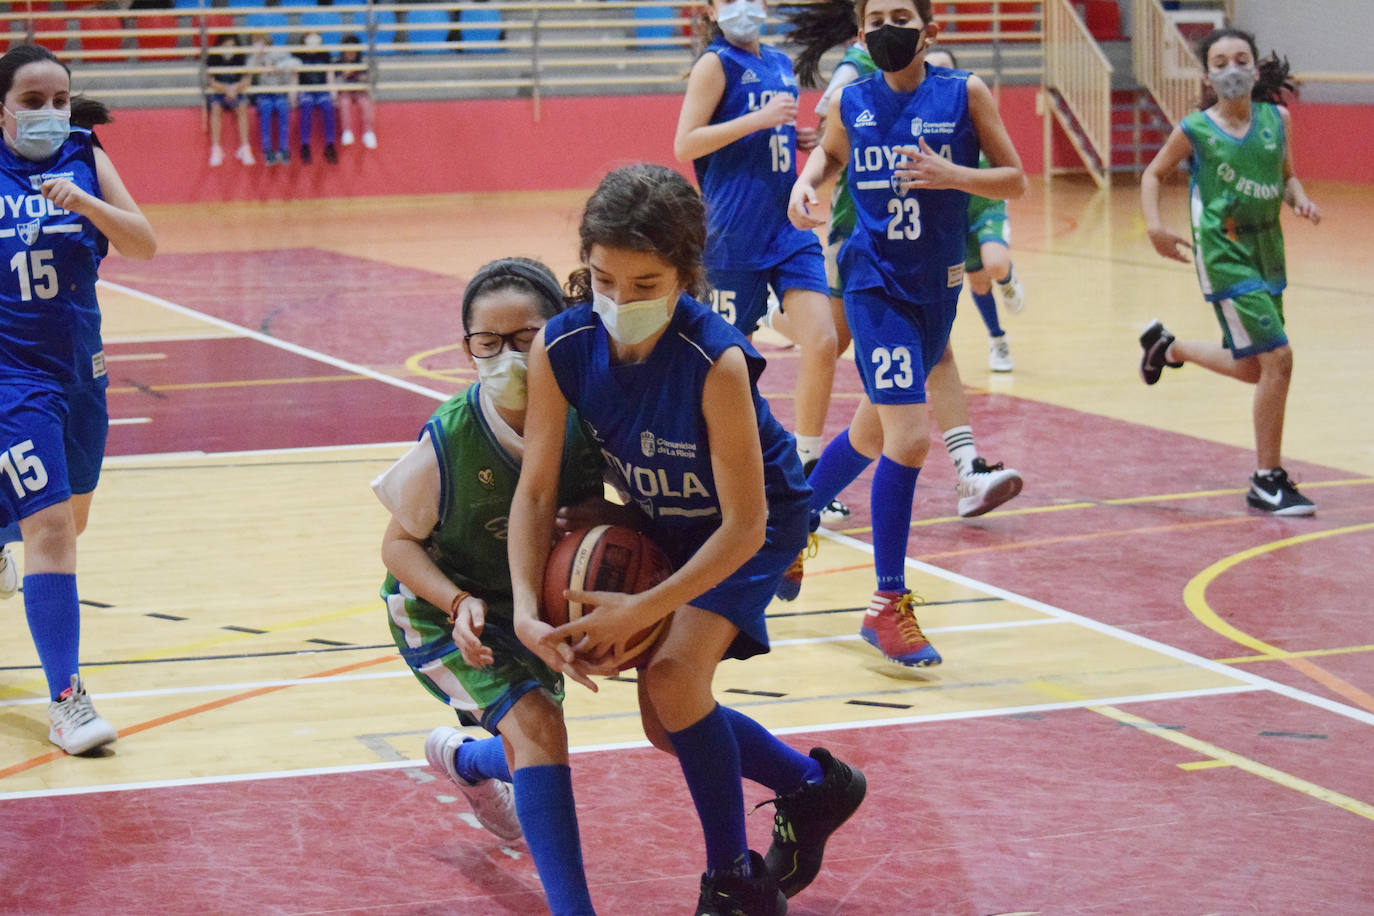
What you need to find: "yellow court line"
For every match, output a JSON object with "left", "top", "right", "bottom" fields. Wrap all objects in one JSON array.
[
  {"left": 1091, "top": 704, "right": 1374, "bottom": 822},
  {"left": 1178, "top": 759, "right": 1232, "bottom": 771},
  {"left": 404, "top": 344, "right": 475, "bottom": 384},
  {"left": 1183, "top": 523, "right": 1374, "bottom": 714},
  {"left": 1217, "top": 643, "right": 1374, "bottom": 665}
]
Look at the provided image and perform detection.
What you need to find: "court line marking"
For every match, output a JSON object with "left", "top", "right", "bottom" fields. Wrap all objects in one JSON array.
[
  {"left": 0, "top": 683, "right": 1263, "bottom": 801},
  {"left": 98, "top": 279, "right": 451, "bottom": 403},
  {"left": 814, "top": 530, "right": 1374, "bottom": 728},
  {"left": 1183, "top": 522, "right": 1374, "bottom": 714}
]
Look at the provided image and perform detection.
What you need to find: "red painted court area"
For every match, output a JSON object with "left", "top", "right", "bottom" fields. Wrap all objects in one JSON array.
[{"left": 5, "top": 246, "right": 1371, "bottom": 914}]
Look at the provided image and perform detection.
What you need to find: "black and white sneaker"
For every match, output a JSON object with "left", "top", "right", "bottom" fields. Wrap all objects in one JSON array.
[
  {"left": 1246, "top": 468, "right": 1316, "bottom": 516},
  {"left": 818, "top": 498, "right": 850, "bottom": 527},
  {"left": 1139, "top": 319, "right": 1182, "bottom": 385},
  {"left": 956, "top": 457, "right": 1024, "bottom": 517}
]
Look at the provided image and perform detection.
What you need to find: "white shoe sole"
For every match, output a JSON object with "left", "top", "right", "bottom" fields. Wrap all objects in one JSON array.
[{"left": 958, "top": 469, "right": 1024, "bottom": 518}]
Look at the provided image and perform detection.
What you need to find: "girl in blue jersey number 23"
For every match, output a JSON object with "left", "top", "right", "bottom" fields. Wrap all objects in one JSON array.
[
  {"left": 0, "top": 45, "right": 156, "bottom": 756},
  {"left": 787, "top": 0, "right": 1024, "bottom": 668},
  {"left": 508, "top": 164, "right": 865, "bottom": 915}
]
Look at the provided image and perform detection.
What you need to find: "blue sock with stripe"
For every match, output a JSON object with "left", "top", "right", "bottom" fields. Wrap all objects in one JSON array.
[
  {"left": 455, "top": 734, "right": 512, "bottom": 784},
  {"left": 872, "top": 457, "right": 920, "bottom": 593},
  {"left": 513, "top": 765, "right": 595, "bottom": 916},
  {"left": 806, "top": 430, "right": 875, "bottom": 515},
  {"left": 666, "top": 704, "right": 750, "bottom": 876},
  {"left": 23, "top": 573, "right": 81, "bottom": 700},
  {"left": 720, "top": 705, "right": 821, "bottom": 793},
  {"left": 972, "top": 289, "right": 1003, "bottom": 338}
]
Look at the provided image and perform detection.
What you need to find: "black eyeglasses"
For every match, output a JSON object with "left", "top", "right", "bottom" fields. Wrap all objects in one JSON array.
[{"left": 464, "top": 327, "right": 540, "bottom": 358}]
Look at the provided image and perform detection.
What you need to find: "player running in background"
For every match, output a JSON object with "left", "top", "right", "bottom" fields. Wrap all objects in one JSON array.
[
  {"left": 0, "top": 44, "right": 156, "bottom": 755},
  {"left": 372, "top": 258, "right": 620, "bottom": 915},
  {"left": 782, "top": 11, "right": 1023, "bottom": 524},
  {"left": 787, "top": 0, "right": 1026, "bottom": 666},
  {"left": 1139, "top": 28, "right": 1321, "bottom": 516},
  {"left": 509, "top": 164, "right": 866, "bottom": 915},
  {"left": 675, "top": 0, "right": 843, "bottom": 520}
]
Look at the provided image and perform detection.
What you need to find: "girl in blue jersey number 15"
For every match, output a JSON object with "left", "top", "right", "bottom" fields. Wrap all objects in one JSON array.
[
  {"left": 0, "top": 45, "right": 156, "bottom": 755},
  {"left": 508, "top": 164, "right": 865, "bottom": 916},
  {"left": 674, "top": 0, "right": 842, "bottom": 514},
  {"left": 1139, "top": 29, "right": 1321, "bottom": 516},
  {"left": 787, "top": 0, "right": 1025, "bottom": 667}
]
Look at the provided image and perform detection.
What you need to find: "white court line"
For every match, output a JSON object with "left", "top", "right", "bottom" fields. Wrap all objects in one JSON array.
[
  {"left": 97, "top": 279, "right": 450, "bottom": 403},
  {"left": 0, "top": 683, "right": 1262, "bottom": 801},
  {"left": 101, "top": 440, "right": 416, "bottom": 466},
  {"left": 103, "top": 331, "right": 239, "bottom": 344},
  {"left": 108, "top": 417, "right": 151, "bottom": 426},
  {"left": 771, "top": 615, "right": 1066, "bottom": 648}
]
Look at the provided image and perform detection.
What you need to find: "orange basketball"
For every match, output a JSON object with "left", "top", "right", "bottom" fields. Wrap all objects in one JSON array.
[{"left": 541, "top": 525, "right": 674, "bottom": 670}]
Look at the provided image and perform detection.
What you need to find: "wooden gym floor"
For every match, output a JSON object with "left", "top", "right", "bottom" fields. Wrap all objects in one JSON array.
[{"left": 2, "top": 177, "right": 1372, "bottom": 914}]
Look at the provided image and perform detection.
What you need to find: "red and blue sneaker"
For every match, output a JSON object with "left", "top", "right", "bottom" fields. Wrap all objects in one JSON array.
[{"left": 859, "top": 591, "right": 942, "bottom": 667}]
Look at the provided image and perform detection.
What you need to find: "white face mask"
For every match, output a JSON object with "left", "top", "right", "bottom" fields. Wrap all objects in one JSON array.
[
  {"left": 4, "top": 106, "right": 70, "bottom": 161},
  {"left": 475, "top": 348, "right": 529, "bottom": 410},
  {"left": 1210, "top": 64, "right": 1256, "bottom": 101},
  {"left": 592, "top": 288, "right": 674, "bottom": 345},
  {"left": 716, "top": 0, "right": 767, "bottom": 44}
]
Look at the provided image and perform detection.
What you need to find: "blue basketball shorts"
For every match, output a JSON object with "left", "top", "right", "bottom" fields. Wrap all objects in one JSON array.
[
  {"left": 0, "top": 380, "right": 108, "bottom": 527},
  {"left": 706, "top": 239, "right": 828, "bottom": 334},
  {"left": 844, "top": 286, "right": 955, "bottom": 405}
]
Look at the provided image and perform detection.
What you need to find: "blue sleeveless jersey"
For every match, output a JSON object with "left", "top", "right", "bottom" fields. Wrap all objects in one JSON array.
[
  {"left": 0, "top": 129, "right": 109, "bottom": 388},
  {"left": 837, "top": 66, "right": 978, "bottom": 307},
  {"left": 694, "top": 39, "right": 816, "bottom": 271},
  {"left": 543, "top": 295, "right": 809, "bottom": 571}
]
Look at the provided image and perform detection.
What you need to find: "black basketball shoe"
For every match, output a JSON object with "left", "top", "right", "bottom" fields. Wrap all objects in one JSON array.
[
  {"left": 1246, "top": 467, "right": 1316, "bottom": 516},
  {"left": 1139, "top": 319, "right": 1183, "bottom": 385},
  {"left": 762, "top": 748, "right": 867, "bottom": 898},
  {"left": 695, "top": 851, "right": 787, "bottom": 916}
]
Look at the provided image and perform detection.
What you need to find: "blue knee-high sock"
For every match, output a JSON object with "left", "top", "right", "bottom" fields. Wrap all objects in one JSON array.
[
  {"left": 666, "top": 705, "right": 749, "bottom": 875},
  {"left": 23, "top": 573, "right": 80, "bottom": 700},
  {"left": 513, "top": 765, "right": 596, "bottom": 916},
  {"left": 454, "top": 734, "right": 512, "bottom": 784},
  {"left": 807, "top": 430, "right": 876, "bottom": 514},
  {"left": 720, "top": 705, "right": 821, "bottom": 794},
  {"left": 972, "top": 289, "right": 1003, "bottom": 338},
  {"left": 871, "top": 457, "right": 920, "bottom": 594}
]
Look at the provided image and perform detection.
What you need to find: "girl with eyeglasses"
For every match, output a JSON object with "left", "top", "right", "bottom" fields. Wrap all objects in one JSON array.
[{"left": 372, "top": 257, "right": 627, "bottom": 915}]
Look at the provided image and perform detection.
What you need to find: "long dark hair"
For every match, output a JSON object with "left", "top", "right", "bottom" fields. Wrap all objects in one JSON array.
[
  {"left": 783, "top": 0, "right": 934, "bottom": 88},
  {"left": 569, "top": 163, "right": 708, "bottom": 302},
  {"left": 1196, "top": 28, "right": 1295, "bottom": 107},
  {"left": 0, "top": 44, "right": 110, "bottom": 129}
]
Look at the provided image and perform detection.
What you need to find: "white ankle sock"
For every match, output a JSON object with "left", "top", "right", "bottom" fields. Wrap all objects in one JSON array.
[{"left": 943, "top": 425, "right": 977, "bottom": 477}]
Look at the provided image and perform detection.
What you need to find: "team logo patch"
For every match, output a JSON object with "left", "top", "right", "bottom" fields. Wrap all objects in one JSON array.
[
  {"left": 741, "top": 69, "right": 760, "bottom": 84},
  {"left": 910, "top": 117, "right": 923, "bottom": 137},
  {"left": 18, "top": 219, "right": 39, "bottom": 246},
  {"left": 477, "top": 467, "right": 496, "bottom": 490},
  {"left": 640, "top": 430, "right": 656, "bottom": 458},
  {"left": 91, "top": 351, "right": 106, "bottom": 379},
  {"left": 854, "top": 109, "right": 876, "bottom": 127},
  {"left": 947, "top": 263, "right": 965, "bottom": 288}
]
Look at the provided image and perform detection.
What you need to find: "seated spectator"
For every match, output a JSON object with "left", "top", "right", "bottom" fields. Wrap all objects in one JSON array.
[
  {"left": 205, "top": 33, "right": 254, "bottom": 166},
  {"left": 247, "top": 33, "right": 299, "bottom": 166},
  {"left": 296, "top": 31, "right": 338, "bottom": 164},
  {"left": 335, "top": 35, "right": 377, "bottom": 150}
]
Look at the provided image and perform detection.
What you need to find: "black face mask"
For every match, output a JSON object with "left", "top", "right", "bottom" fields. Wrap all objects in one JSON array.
[{"left": 865, "top": 24, "right": 925, "bottom": 73}]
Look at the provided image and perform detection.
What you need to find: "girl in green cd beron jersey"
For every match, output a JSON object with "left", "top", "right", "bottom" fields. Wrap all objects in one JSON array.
[{"left": 1139, "top": 28, "right": 1322, "bottom": 517}]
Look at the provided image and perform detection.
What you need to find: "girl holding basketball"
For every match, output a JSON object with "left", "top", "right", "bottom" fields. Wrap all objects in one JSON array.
[
  {"left": 373, "top": 257, "right": 616, "bottom": 916},
  {"left": 508, "top": 164, "right": 866, "bottom": 915}
]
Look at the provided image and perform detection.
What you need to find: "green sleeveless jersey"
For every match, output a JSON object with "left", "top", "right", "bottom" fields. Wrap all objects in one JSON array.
[
  {"left": 1180, "top": 103, "right": 1287, "bottom": 301},
  {"left": 380, "top": 385, "right": 606, "bottom": 627},
  {"left": 828, "top": 45, "right": 879, "bottom": 243}
]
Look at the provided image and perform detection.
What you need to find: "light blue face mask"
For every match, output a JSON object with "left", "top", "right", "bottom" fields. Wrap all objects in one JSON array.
[
  {"left": 4, "top": 107, "right": 71, "bottom": 161},
  {"left": 716, "top": 0, "right": 767, "bottom": 45}
]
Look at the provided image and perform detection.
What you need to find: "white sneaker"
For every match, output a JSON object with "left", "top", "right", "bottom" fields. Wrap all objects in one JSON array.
[
  {"left": 340, "top": 129, "right": 355, "bottom": 147},
  {"left": 997, "top": 274, "right": 1026, "bottom": 313},
  {"left": 0, "top": 544, "right": 17, "bottom": 599},
  {"left": 989, "top": 335, "right": 1013, "bottom": 372},
  {"left": 818, "top": 497, "right": 851, "bottom": 527},
  {"left": 956, "top": 457, "right": 1023, "bottom": 517},
  {"left": 425, "top": 726, "right": 523, "bottom": 842},
  {"left": 48, "top": 675, "right": 117, "bottom": 755},
  {"left": 362, "top": 130, "right": 378, "bottom": 150},
  {"left": 208, "top": 145, "right": 224, "bottom": 167},
  {"left": 235, "top": 144, "right": 255, "bottom": 166}
]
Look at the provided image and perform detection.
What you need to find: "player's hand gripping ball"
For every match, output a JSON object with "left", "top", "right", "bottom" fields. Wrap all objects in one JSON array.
[{"left": 541, "top": 525, "right": 673, "bottom": 670}]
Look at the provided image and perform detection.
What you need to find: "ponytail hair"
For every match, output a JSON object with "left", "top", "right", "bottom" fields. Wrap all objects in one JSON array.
[
  {"left": 782, "top": 0, "right": 857, "bottom": 88},
  {"left": 1196, "top": 28, "right": 1296, "bottom": 108}
]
